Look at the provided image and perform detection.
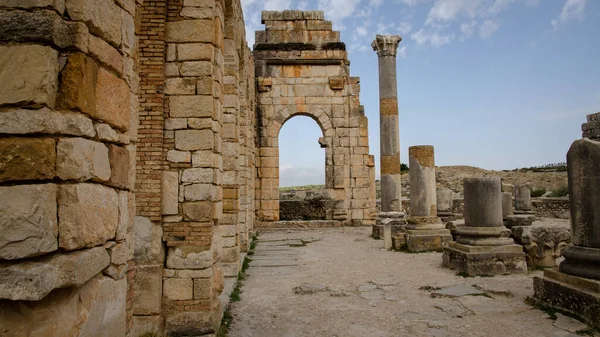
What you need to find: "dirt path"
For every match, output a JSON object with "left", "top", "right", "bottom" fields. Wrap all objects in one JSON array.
[{"left": 227, "top": 227, "right": 586, "bottom": 337}]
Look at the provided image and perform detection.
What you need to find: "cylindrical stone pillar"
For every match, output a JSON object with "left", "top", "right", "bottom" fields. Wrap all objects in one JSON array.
[
  {"left": 502, "top": 192, "right": 514, "bottom": 217},
  {"left": 372, "top": 35, "right": 402, "bottom": 213},
  {"left": 514, "top": 184, "right": 532, "bottom": 211},
  {"left": 559, "top": 138, "right": 600, "bottom": 279},
  {"left": 437, "top": 188, "right": 453, "bottom": 213},
  {"left": 409, "top": 146, "right": 436, "bottom": 217},
  {"left": 457, "top": 177, "right": 513, "bottom": 246}
]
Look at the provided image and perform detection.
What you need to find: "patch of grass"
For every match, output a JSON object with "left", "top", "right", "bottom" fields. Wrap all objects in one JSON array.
[
  {"left": 531, "top": 187, "right": 548, "bottom": 198},
  {"left": 576, "top": 328, "right": 596, "bottom": 336},
  {"left": 524, "top": 296, "right": 588, "bottom": 323},
  {"left": 217, "top": 309, "right": 234, "bottom": 337},
  {"left": 551, "top": 185, "right": 569, "bottom": 197},
  {"left": 469, "top": 293, "right": 493, "bottom": 299}
]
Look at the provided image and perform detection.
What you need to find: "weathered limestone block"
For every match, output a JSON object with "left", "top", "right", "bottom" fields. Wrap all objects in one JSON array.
[
  {"left": 57, "top": 52, "right": 98, "bottom": 115},
  {"left": 166, "top": 19, "right": 214, "bottom": 42},
  {"left": 0, "top": 184, "right": 57, "bottom": 260},
  {"left": 58, "top": 183, "right": 119, "bottom": 250},
  {"left": 133, "top": 265, "right": 162, "bottom": 315},
  {"left": 130, "top": 316, "right": 162, "bottom": 337},
  {"left": 175, "top": 129, "right": 214, "bottom": 151},
  {"left": 0, "top": 45, "right": 58, "bottom": 107},
  {"left": 162, "top": 171, "right": 179, "bottom": 215},
  {"left": 0, "top": 137, "right": 56, "bottom": 182},
  {"left": 95, "top": 67, "right": 131, "bottom": 131},
  {"left": 0, "top": 274, "right": 126, "bottom": 337},
  {"left": 514, "top": 184, "right": 533, "bottom": 212},
  {"left": 163, "top": 278, "right": 194, "bottom": 301},
  {"left": 0, "top": 0, "right": 65, "bottom": 12},
  {"left": 166, "top": 246, "right": 212, "bottom": 270},
  {"left": 66, "top": 0, "right": 123, "bottom": 47},
  {"left": 177, "top": 43, "right": 214, "bottom": 61},
  {"left": 167, "top": 150, "right": 191, "bottom": 163},
  {"left": 134, "top": 216, "right": 165, "bottom": 265},
  {"left": 170, "top": 95, "right": 213, "bottom": 118},
  {"left": 512, "top": 224, "right": 571, "bottom": 267},
  {"left": 0, "top": 247, "right": 110, "bottom": 301},
  {"left": 89, "top": 33, "right": 123, "bottom": 74},
  {"left": 56, "top": 137, "right": 111, "bottom": 182},
  {"left": 116, "top": 191, "right": 134, "bottom": 241},
  {"left": 0, "top": 10, "right": 89, "bottom": 51},
  {"left": 107, "top": 144, "right": 133, "bottom": 189},
  {"left": 165, "top": 78, "right": 196, "bottom": 95},
  {"left": 0, "top": 108, "right": 95, "bottom": 137},
  {"left": 180, "top": 61, "right": 212, "bottom": 76}
]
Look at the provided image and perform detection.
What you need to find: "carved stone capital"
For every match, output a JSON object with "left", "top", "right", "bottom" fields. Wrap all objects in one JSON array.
[{"left": 372, "top": 35, "right": 402, "bottom": 57}]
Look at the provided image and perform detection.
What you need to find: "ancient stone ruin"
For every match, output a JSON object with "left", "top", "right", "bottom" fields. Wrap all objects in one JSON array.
[
  {"left": 0, "top": 0, "right": 597, "bottom": 335},
  {"left": 0, "top": 3, "right": 376, "bottom": 336}
]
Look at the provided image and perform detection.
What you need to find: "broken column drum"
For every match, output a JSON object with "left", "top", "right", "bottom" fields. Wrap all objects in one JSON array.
[
  {"left": 437, "top": 188, "right": 456, "bottom": 222},
  {"left": 514, "top": 184, "right": 534, "bottom": 214},
  {"left": 404, "top": 146, "right": 452, "bottom": 252},
  {"left": 371, "top": 34, "right": 406, "bottom": 239},
  {"left": 442, "top": 177, "right": 527, "bottom": 276},
  {"left": 534, "top": 114, "right": 600, "bottom": 330}
]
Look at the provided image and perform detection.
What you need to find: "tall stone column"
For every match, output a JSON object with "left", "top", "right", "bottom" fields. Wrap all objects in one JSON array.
[
  {"left": 371, "top": 34, "right": 406, "bottom": 240},
  {"left": 405, "top": 146, "right": 452, "bottom": 252},
  {"left": 534, "top": 113, "right": 600, "bottom": 330},
  {"left": 442, "top": 177, "right": 526, "bottom": 276}
]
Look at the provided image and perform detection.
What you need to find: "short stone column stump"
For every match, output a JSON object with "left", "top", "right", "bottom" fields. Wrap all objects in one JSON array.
[{"left": 442, "top": 177, "right": 527, "bottom": 276}]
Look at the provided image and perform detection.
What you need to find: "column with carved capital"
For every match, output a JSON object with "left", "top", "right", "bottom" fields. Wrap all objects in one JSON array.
[{"left": 371, "top": 35, "right": 407, "bottom": 242}]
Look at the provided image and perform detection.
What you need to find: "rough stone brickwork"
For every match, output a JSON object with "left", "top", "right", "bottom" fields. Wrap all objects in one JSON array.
[
  {"left": 0, "top": 4, "right": 373, "bottom": 336},
  {"left": 0, "top": 0, "right": 140, "bottom": 335},
  {"left": 254, "top": 10, "right": 377, "bottom": 226}
]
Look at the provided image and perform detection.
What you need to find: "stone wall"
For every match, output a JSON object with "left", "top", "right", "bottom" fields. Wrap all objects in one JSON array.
[
  {"left": 532, "top": 198, "right": 570, "bottom": 219},
  {"left": 0, "top": 0, "right": 140, "bottom": 335},
  {"left": 280, "top": 199, "right": 329, "bottom": 220},
  {"left": 254, "top": 10, "right": 377, "bottom": 227}
]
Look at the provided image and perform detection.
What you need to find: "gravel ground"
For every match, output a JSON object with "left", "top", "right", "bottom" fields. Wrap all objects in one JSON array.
[{"left": 227, "top": 227, "right": 590, "bottom": 337}]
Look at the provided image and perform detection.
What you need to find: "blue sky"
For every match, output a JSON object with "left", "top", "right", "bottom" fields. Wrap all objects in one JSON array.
[{"left": 241, "top": 0, "right": 600, "bottom": 187}]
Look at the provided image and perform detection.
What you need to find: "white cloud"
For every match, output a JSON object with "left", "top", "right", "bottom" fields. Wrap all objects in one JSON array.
[
  {"left": 280, "top": 164, "right": 293, "bottom": 173},
  {"left": 264, "top": 0, "right": 292, "bottom": 11},
  {"left": 398, "top": 45, "right": 408, "bottom": 58},
  {"left": 317, "top": 0, "right": 361, "bottom": 26},
  {"left": 426, "top": 0, "right": 482, "bottom": 23},
  {"left": 479, "top": 19, "right": 499, "bottom": 39},
  {"left": 370, "top": 0, "right": 384, "bottom": 7},
  {"left": 241, "top": 0, "right": 258, "bottom": 12},
  {"left": 355, "top": 26, "right": 369, "bottom": 37},
  {"left": 460, "top": 20, "right": 477, "bottom": 40},
  {"left": 411, "top": 28, "right": 454, "bottom": 47},
  {"left": 551, "top": 0, "right": 587, "bottom": 30},
  {"left": 396, "top": 0, "right": 431, "bottom": 6},
  {"left": 297, "top": 0, "right": 309, "bottom": 10}
]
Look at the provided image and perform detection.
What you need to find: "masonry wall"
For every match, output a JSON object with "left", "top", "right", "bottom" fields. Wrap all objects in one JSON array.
[{"left": 0, "top": 0, "right": 140, "bottom": 335}]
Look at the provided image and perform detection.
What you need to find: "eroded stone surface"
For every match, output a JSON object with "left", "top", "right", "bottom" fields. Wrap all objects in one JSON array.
[
  {"left": 0, "top": 108, "right": 95, "bottom": 137},
  {"left": 0, "top": 247, "right": 110, "bottom": 301},
  {"left": 0, "top": 44, "right": 58, "bottom": 108},
  {"left": 58, "top": 183, "right": 118, "bottom": 250},
  {"left": 0, "top": 137, "right": 56, "bottom": 182},
  {"left": 134, "top": 216, "right": 165, "bottom": 265},
  {"left": 56, "top": 137, "right": 111, "bottom": 182},
  {"left": 0, "top": 184, "right": 58, "bottom": 260}
]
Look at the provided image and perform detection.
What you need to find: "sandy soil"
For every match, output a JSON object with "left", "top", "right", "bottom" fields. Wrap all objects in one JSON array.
[{"left": 227, "top": 227, "right": 587, "bottom": 337}]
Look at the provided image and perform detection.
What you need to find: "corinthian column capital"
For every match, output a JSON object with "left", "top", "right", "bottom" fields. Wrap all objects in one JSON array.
[{"left": 372, "top": 35, "right": 402, "bottom": 57}]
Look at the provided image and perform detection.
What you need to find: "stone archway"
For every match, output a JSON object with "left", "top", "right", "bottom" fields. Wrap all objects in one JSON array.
[{"left": 253, "top": 12, "right": 377, "bottom": 226}]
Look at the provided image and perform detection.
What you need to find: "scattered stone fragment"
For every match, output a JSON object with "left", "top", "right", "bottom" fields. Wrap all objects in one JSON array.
[
  {"left": 553, "top": 314, "right": 589, "bottom": 333},
  {"left": 430, "top": 284, "right": 486, "bottom": 298},
  {"left": 293, "top": 284, "right": 328, "bottom": 295}
]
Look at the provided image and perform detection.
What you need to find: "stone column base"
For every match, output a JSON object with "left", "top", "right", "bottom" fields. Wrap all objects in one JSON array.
[
  {"left": 534, "top": 268, "right": 600, "bottom": 331},
  {"left": 438, "top": 211, "right": 458, "bottom": 223},
  {"left": 504, "top": 214, "right": 535, "bottom": 229},
  {"left": 514, "top": 210, "right": 535, "bottom": 215},
  {"left": 442, "top": 241, "right": 527, "bottom": 276},
  {"left": 405, "top": 229, "right": 453, "bottom": 252},
  {"left": 372, "top": 212, "right": 406, "bottom": 239}
]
